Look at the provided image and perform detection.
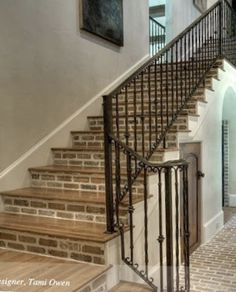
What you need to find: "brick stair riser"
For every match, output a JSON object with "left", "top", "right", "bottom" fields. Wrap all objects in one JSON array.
[
  {"left": 2, "top": 195, "right": 128, "bottom": 225},
  {"left": 71, "top": 132, "right": 178, "bottom": 150},
  {"left": 0, "top": 229, "right": 106, "bottom": 265},
  {"left": 52, "top": 149, "right": 165, "bottom": 168},
  {"left": 88, "top": 115, "right": 189, "bottom": 132},
  {"left": 121, "top": 82, "right": 212, "bottom": 94},
  {"left": 122, "top": 79, "right": 212, "bottom": 93},
  {"left": 30, "top": 171, "right": 144, "bottom": 195},
  {"left": 146, "top": 61, "right": 221, "bottom": 73},
  {"left": 113, "top": 88, "right": 205, "bottom": 108},
  {"left": 112, "top": 101, "right": 198, "bottom": 116},
  {"left": 142, "top": 69, "right": 218, "bottom": 81}
]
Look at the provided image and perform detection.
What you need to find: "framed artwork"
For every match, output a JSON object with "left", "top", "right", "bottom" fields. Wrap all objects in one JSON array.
[
  {"left": 80, "top": 0, "right": 124, "bottom": 46},
  {"left": 193, "top": 0, "right": 207, "bottom": 13}
]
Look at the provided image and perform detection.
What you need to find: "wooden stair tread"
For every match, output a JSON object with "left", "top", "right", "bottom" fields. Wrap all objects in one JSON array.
[
  {"left": 52, "top": 146, "right": 178, "bottom": 153},
  {"left": 1, "top": 187, "right": 107, "bottom": 204},
  {"left": 0, "top": 213, "right": 118, "bottom": 243},
  {"left": 0, "top": 187, "right": 146, "bottom": 206},
  {"left": 28, "top": 165, "right": 147, "bottom": 179},
  {"left": 52, "top": 147, "right": 105, "bottom": 152},
  {"left": 71, "top": 130, "right": 179, "bottom": 135},
  {"left": 29, "top": 165, "right": 106, "bottom": 174},
  {"left": 0, "top": 249, "right": 111, "bottom": 291},
  {"left": 109, "top": 281, "right": 152, "bottom": 292}
]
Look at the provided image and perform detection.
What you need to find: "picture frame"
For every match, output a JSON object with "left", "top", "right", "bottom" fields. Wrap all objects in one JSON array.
[{"left": 80, "top": 0, "right": 124, "bottom": 46}]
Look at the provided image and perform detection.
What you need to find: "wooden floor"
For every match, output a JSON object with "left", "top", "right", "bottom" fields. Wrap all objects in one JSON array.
[
  {"left": 0, "top": 249, "right": 110, "bottom": 291},
  {"left": 109, "top": 281, "right": 152, "bottom": 292}
]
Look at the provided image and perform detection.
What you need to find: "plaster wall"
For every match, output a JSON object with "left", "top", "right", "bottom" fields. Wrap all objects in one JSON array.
[{"left": 0, "top": 0, "right": 149, "bottom": 172}]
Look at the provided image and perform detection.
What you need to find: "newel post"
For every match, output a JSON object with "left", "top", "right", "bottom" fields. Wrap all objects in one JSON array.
[
  {"left": 165, "top": 166, "right": 174, "bottom": 292},
  {"left": 103, "top": 95, "right": 115, "bottom": 233}
]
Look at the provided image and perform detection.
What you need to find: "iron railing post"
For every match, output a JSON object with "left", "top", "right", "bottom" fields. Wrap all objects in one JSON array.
[
  {"left": 103, "top": 95, "right": 115, "bottom": 233},
  {"left": 183, "top": 164, "right": 190, "bottom": 292},
  {"left": 219, "top": 0, "right": 223, "bottom": 56},
  {"left": 165, "top": 166, "right": 174, "bottom": 292}
]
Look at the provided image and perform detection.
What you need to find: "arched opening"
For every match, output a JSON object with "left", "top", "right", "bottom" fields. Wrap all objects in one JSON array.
[{"left": 222, "top": 87, "right": 236, "bottom": 219}]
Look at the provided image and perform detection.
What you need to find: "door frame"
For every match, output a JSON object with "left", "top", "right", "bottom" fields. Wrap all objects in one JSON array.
[{"left": 180, "top": 141, "right": 202, "bottom": 254}]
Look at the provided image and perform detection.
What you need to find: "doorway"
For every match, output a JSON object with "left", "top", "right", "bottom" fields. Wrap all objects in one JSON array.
[{"left": 180, "top": 142, "right": 202, "bottom": 254}]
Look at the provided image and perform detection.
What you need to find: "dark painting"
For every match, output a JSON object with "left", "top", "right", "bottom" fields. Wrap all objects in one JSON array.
[{"left": 80, "top": 0, "right": 124, "bottom": 46}]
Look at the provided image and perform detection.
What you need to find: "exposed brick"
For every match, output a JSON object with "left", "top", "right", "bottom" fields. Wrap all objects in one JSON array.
[
  {"left": 27, "top": 246, "right": 46, "bottom": 254},
  {"left": 41, "top": 175, "right": 55, "bottom": 181},
  {"left": 0, "top": 232, "right": 16, "bottom": 241},
  {"left": 4, "top": 206, "right": 20, "bottom": 213},
  {"left": 82, "top": 245, "right": 104, "bottom": 255},
  {"left": 47, "top": 182, "right": 63, "bottom": 188},
  {"left": 8, "top": 242, "right": 25, "bottom": 250},
  {"left": 56, "top": 212, "right": 74, "bottom": 219},
  {"left": 19, "top": 235, "right": 36, "bottom": 244},
  {"left": 48, "top": 202, "right": 65, "bottom": 210},
  {"left": 38, "top": 210, "right": 55, "bottom": 216},
  {"left": 62, "top": 153, "right": 76, "bottom": 159},
  {"left": 31, "top": 201, "right": 47, "bottom": 208},
  {"left": 14, "top": 199, "right": 29, "bottom": 206},
  {"left": 71, "top": 253, "right": 92, "bottom": 263},
  {"left": 57, "top": 176, "right": 72, "bottom": 182},
  {"left": 0, "top": 241, "right": 6, "bottom": 247},
  {"left": 74, "top": 177, "right": 90, "bottom": 183},
  {"left": 67, "top": 204, "right": 85, "bottom": 212},
  {"left": 86, "top": 206, "right": 105, "bottom": 214},
  {"left": 75, "top": 214, "right": 94, "bottom": 221},
  {"left": 39, "top": 238, "right": 57, "bottom": 247},
  {"left": 3, "top": 198, "right": 12, "bottom": 205},
  {"left": 21, "top": 208, "right": 37, "bottom": 214},
  {"left": 81, "top": 184, "right": 96, "bottom": 191},
  {"left": 48, "top": 250, "right": 68, "bottom": 258},
  {"left": 64, "top": 183, "right": 79, "bottom": 189},
  {"left": 93, "top": 257, "right": 105, "bottom": 265}
]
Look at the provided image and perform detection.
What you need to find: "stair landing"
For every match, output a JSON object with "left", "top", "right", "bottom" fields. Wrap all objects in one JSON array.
[{"left": 0, "top": 249, "right": 110, "bottom": 291}]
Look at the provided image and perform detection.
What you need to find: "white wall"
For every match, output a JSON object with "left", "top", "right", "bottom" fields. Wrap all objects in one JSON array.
[
  {"left": 179, "top": 60, "right": 236, "bottom": 242},
  {"left": 222, "top": 88, "right": 236, "bottom": 195},
  {"left": 0, "top": 0, "right": 149, "bottom": 172},
  {"left": 207, "top": 0, "right": 218, "bottom": 8},
  {"left": 165, "top": 0, "right": 200, "bottom": 41}
]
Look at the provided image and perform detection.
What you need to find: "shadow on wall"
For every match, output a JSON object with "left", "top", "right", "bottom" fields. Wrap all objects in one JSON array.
[{"left": 222, "top": 87, "right": 236, "bottom": 207}]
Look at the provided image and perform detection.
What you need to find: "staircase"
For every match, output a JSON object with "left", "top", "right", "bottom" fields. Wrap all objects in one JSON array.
[{"left": 1, "top": 1, "right": 236, "bottom": 292}]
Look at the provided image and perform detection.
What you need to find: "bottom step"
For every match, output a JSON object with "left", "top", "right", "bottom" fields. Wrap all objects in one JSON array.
[
  {"left": 109, "top": 281, "right": 152, "bottom": 292},
  {"left": 0, "top": 249, "right": 110, "bottom": 291}
]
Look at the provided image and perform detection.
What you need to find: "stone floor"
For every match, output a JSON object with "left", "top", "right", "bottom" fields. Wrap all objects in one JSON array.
[{"left": 189, "top": 208, "right": 236, "bottom": 292}]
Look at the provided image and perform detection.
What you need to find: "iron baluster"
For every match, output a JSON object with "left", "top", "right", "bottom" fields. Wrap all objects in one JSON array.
[
  {"left": 175, "top": 168, "right": 180, "bottom": 292},
  {"left": 165, "top": 167, "right": 174, "bottom": 292},
  {"left": 103, "top": 95, "right": 115, "bottom": 233},
  {"left": 158, "top": 169, "right": 164, "bottom": 292},
  {"left": 144, "top": 168, "right": 149, "bottom": 276}
]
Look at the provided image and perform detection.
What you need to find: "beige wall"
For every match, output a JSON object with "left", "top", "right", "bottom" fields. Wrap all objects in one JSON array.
[
  {"left": 0, "top": 0, "right": 149, "bottom": 171},
  {"left": 165, "top": 0, "right": 200, "bottom": 41}
]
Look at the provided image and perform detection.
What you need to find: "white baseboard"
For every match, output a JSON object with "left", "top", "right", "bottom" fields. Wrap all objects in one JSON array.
[
  {"left": 202, "top": 210, "right": 224, "bottom": 243},
  {"left": 229, "top": 194, "right": 236, "bottom": 207},
  {"left": 0, "top": 54, "right": 149, "bottom": 192}
]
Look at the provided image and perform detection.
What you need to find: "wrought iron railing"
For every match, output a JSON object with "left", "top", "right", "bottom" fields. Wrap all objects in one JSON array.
[
  {"left": 149, "top": 16, "right": 166, "bottom": 56},
  {"left": 103, "top": 1, "right": 236, "bottom": 291}
]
